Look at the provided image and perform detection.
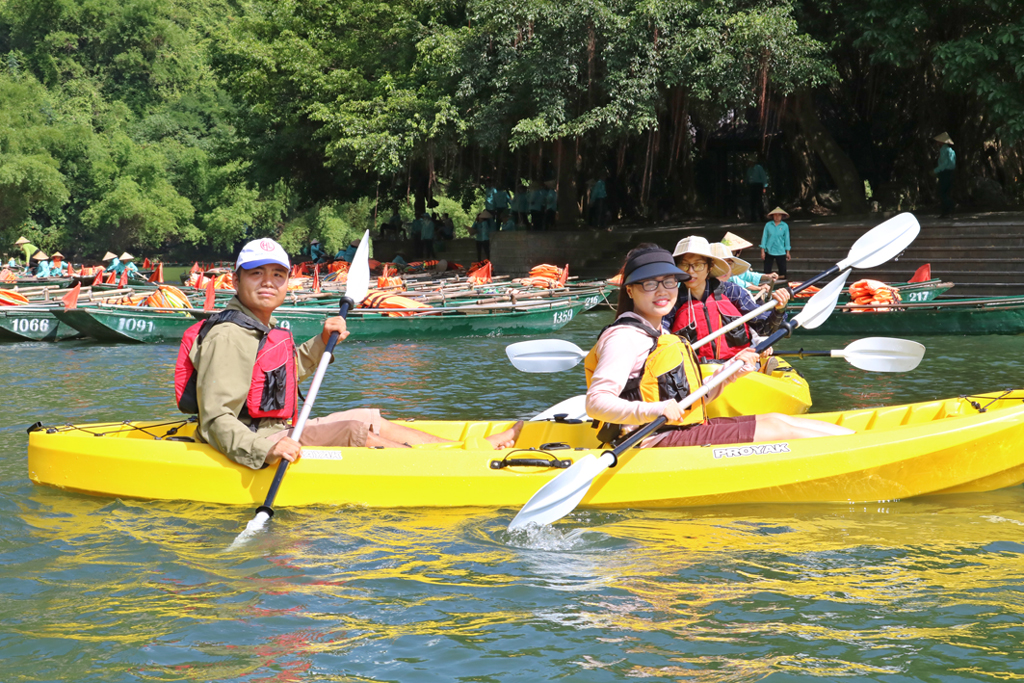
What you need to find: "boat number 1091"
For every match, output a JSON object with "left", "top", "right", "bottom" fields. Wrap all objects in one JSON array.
[
  {"left": 117, "top": 318, "right": 155, "bottom": 333},
  {"left": 553, "top": 309, "right": 574, "bottom": 325},
  {"left": 11, "top": 318, "right": 50, "bottom": 333}
]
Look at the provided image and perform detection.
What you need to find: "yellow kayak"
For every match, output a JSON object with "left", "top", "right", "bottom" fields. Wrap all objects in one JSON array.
[
  {"left": 703, "top": 357, "right": 811, "bottom": 417},
  {"left": 28, "top": 390, "right": 1024, "bottom": 509}
]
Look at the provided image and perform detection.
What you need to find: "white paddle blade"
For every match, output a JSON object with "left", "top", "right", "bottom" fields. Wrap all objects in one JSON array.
[
  {"left": 345, "top": 230, "right": 372, "bottom": 305},
  {"left": 508, "top": 452, "right": 614, "bottom": 530},
  {"left": 792, "top": 270, "right": 850, "bottom": 330},
  {"left": 839, "top": 337, "right": 925, "bottom": 373},
  {"left": 840, "top": 213, "right": 920, "bottom": 270},
  {"left": 506, "top": 339, "right": 586, "bottom": 373},
  {"left": 531, "top": 394, "right": 588, "bottom": 421}
]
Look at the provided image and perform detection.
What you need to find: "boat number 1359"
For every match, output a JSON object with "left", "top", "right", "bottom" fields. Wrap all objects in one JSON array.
[{"left": 553, "top": 309, "right": 574, "bottom": 325}]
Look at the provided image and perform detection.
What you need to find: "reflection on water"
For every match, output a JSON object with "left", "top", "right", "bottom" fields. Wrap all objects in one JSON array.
[{"left": 3, "top": 322, "right": 1024, "bottom": 680}]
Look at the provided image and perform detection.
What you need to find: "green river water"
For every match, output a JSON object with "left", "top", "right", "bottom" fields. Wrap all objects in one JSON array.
[{"left": 3, "top": 311, "right": 1024, "bottom": 682}]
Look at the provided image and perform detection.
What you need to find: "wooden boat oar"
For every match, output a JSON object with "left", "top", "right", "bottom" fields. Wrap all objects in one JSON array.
[
  {"left": 228, "top": 230, "right": 371, "bottom": 550},
  {"left": 507, "top": 270, "right": 853, "bottom": 531},
  {"left": 691, "top": 212, "right": 920, "bottom": 352}
]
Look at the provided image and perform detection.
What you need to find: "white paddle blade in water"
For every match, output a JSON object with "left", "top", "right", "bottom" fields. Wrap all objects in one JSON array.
[
  {"left": 840, "top": 213, "right": 920, "bottom": 271},
  {"left": 508, "top": 452, "right": 615, "bottom": 530},
  {"left": 791, "top": 270, "right": 850, "bottom": 330},
  {"left": 836, "top": 337, "right": 926, "bottom": 373},
  {"left": 506, "top": 339, "right": 586, "bottom": 373},
  {"left": 227, "top": 510, "right": 271, "bottom": 551}
]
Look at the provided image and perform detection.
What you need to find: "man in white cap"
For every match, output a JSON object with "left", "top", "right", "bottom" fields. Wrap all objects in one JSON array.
[
  {"left": 933, "top": 132, "right": 956, "bottom": 217},
  {"left": 183, "top": 238, "right": 521, "bottom": 471}
]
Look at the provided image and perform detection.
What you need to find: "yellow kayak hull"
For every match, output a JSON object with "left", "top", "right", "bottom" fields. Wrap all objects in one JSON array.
[
  {"left": 703, "top": 358, "right": 811, "bottom": 417},
  {"left": 27, "top": 391, "right": 1024, "bottom": 510}
]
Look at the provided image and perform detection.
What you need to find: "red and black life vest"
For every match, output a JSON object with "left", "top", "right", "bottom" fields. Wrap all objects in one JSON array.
[
  {"left": 670, "top": 280, "right": 752, "bottom": 361},
  {"left": 175, "top": 309, "right": 298, "bottom": 423}
]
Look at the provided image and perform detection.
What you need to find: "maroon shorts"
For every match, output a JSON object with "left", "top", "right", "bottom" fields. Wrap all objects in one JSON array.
[{"left": 654, "top": 415, "right": 757, "bottom": 448}]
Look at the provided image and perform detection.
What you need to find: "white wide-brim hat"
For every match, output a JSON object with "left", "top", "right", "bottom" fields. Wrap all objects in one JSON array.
[
  {"left": 236, "top": 238, "right": 291, "bottom": 271},
  {"left": 672, "top": 235, "right": 732, "bottom": 279},
  {"left": 709, "top": 242, "right": 750, "bottom": 276}
]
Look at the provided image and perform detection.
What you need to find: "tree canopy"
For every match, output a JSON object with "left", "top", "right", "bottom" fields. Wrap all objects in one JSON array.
[{"left": 1, "top": 0, "right": 1021, "bottom": 258}]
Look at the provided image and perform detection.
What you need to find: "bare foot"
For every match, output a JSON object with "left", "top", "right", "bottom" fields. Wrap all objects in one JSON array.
[{"left": 486, "top": 420, "right": 524, "bottom": 450}]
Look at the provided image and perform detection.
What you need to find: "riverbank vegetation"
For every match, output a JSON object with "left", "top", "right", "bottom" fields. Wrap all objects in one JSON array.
[{"left": 2, "top": 0, "right": 1022, "bottom": 258}]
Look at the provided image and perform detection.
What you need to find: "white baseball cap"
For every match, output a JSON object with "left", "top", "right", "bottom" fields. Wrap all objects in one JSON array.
[{"left": 236, "top": 238, "right": 291, "bottom": 271}]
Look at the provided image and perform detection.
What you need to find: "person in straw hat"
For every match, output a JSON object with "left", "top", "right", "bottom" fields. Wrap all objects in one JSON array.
[
  {"left": 36, "top": 251, "right": 68, "bottom": 278},
  {"left": 932, "top": 132, "right": 956, "bottom": 217},
  {"left": 105, "top": 252, "right": 139, "bottom": 278},
  {"left": 667, "top": 235, "right": 790, "bottom": 362},
  {"left": 586, "top": 243, "right": 851, "bottom": 452},
  {"left": 719, "top": 231, "right": 779, "bottom": 298},
  {"left": 760, "top": 207, "right": 791, "bottom": 279},
  {"left": 30, "top": 250, "right": 49, "bottom": 277},
  {"left": 15, "top": 236, "right": 38, "bottom": 268}
]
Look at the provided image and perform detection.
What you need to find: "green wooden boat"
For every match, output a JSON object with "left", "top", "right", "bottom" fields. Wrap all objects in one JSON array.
[
  {"left": 797, "top": 295, "right": 1024, "bottom": 336},
  {"left": 51, "top": 306, "right": 196, "bottom": 343},
  {"left": 193, "top": 298, "right": 590, "bottom": 342},
  {"left": 0, "top": 276, "right": 73, "bottom": 290},
  {"left": 0, "top": 307, "right": 83, "bottom": 342},
  {"left": 51, "top": 296, "right": 588, "bottom": 343}
]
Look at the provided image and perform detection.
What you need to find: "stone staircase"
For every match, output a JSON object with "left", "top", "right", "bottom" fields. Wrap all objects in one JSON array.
[{"left": 373, "top": 211, "right": 1024, "bottom": 298}]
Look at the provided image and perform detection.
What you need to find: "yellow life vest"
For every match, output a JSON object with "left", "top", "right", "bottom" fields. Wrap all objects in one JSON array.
[{"left": 584, "top": 317, "right": 708, "bottom": 440}]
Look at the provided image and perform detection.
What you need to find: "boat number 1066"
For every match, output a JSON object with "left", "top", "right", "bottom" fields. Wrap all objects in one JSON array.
[
  {"left": 117, "top": 318, "right": 155, "bottom": 333},
  {"left": 11, "top": 318, "right": 50, "bottom": 333},
  {"left": 553, "top": 309, "right": 574, "bottom": 325}
]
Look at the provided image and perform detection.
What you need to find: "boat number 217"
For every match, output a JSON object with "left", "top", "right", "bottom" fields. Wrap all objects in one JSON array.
[{"left": 553, "top": 309, "right": 574, "bottom": 325}]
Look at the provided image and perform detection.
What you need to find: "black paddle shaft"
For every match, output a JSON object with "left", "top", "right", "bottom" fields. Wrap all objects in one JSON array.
[{"left": 255, "top": 295, "right": 355, "bottom": 518}]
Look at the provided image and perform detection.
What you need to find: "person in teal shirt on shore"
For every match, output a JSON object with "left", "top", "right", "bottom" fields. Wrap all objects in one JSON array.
[
  {"left": 420, "top": 213, "right": 436, "bottom": 258},
  {"left": 933, "top": 132, "right": 956, "bottom": 218},
  {"left": 589, "top": 177, "right": 607, "bottom": 228},
  {"left": 485, "top": 184, "right": 511, "bottom": 224},
  {"left": 760, "top": 207, "right": 791, "bottom": 279},
  {"left": 471, "top": 210, "right": 495, "bottom": 260}
]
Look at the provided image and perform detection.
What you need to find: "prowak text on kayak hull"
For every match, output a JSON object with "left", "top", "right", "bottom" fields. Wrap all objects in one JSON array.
[{"left": 27, "top": 391, "right": 1024, "bottom": 510}]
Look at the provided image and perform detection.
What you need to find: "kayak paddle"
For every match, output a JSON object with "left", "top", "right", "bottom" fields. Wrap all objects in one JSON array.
[
  {"left": 507, "top": 269, "right": 851, "bottom": 531},
  {"left": 506, "top": 339, "right": 586, "bottom": 373},
  {"left": 775, "top": 338, "right": 925, "bottom": 372},
  {"left": 691, "top": 212, "right": 920, "bottom": 352},
  {"left": 228, "top": 230, "right": 371, "bottom": 550},
  {"left": 523, "top": 337, "right": 925, "bottom": 422}
]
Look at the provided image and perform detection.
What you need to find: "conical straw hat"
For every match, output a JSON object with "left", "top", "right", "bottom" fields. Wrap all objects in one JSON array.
[
  {"left": 767, "top": 206, "right": 790, "bottom": 219},
  {"left": 720, "top": 231, "right": 753, "bottom": 252},
  {"left": 32, "top": 250, "right": 49, "bottom": 261},
  {"left": 709, "top": 242, "right": 750, "bottom": 276},
  {"left": 14, "top": 236, "right": 30, "bottom": 246},
  {"left": 50, "top": 251, "right": 64, "bottom": 259},
  {"left": 102, "top": 251, "right": 117, "bottom": 261},
  {"left": 933, "top": 132, "right": 954, "bottom": 145},
  {"left": 119, "top": 252, "right": 134, "bottom": 261}
]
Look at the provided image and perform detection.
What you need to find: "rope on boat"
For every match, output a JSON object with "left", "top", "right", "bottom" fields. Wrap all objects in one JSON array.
[
  {"left": 960, "top": 390, "right": 1019, "bottom": 413},
  {"left": 30, "top": 416, "right": 195, "bottom": 439}
]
